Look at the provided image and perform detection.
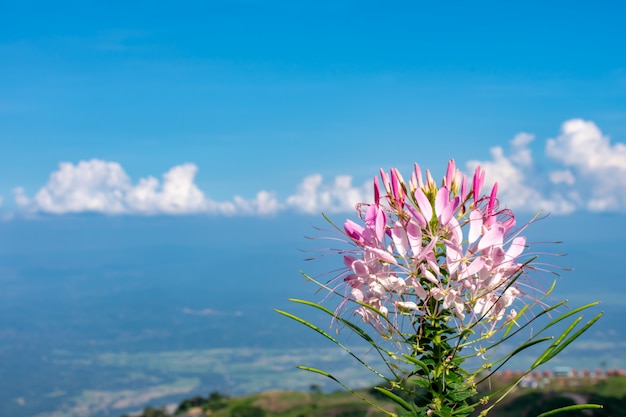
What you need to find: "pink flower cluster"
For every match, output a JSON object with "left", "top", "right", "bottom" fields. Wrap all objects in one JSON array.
[{"left": 335, "top": 160, "right": 529, "bottom": 335}]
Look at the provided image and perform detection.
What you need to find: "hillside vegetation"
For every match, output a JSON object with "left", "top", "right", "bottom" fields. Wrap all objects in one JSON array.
[{"left": 123, "top": 375, "right": 626, "bottom": 417}]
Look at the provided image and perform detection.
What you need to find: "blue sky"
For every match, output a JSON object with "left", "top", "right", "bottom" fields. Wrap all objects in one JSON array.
[{"left": 1, "top": 1, "right": 625, "bottom": 217}]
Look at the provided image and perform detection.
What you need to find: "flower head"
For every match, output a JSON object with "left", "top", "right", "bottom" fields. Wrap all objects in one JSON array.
[{"left": 328, "top": 159, "right": 535, "bottom": 339}]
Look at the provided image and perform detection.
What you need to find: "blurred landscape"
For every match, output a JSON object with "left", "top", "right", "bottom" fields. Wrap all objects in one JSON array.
[
  {"left": 0, "top": 214, "right": 624, "bottom": 417},
  {"left": 126, "top": 371, "right": 626, "bottom": 417}
]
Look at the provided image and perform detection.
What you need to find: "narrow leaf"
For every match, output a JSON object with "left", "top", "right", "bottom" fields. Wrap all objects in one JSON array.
[
  {"left": 536, "top": 404, "right": 602, "bottom": 417},
  {"left": 283, "top": 299, "right": 401, "bottom": 378},
  {"left": 536, "top": 302, "right": 600, "bottom": 338},
  {"left": 373, "top": 387, "right": 413, "bottom": 413},
  {"left": 297, "top": 366, "right": 399, "bottom": 417},
  {"left": 538, "top": 312, "right": 603, "bottom": 365},
  {"left": 532, "top": 314, "right": 585, "bottom": 369},
  {"left": 401, "top": 354, "right": 431, "bottom": 374},
  {"left": 275, "top": 308, "right": 389, "bottom": 380}
]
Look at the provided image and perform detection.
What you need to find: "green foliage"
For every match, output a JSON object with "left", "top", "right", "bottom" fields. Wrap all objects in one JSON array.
[
  {"left": 174, "top": 390, "right": 229, "bottom": 414},
  {"left": 175, "top": 396, "right": 204, "bottom": 413},
  {"left": 206, "top": 391, "right": 230, "bottom": 411},
  {"left": 135, "top": 406, "right": 169, "bottom": 417},
  {"left": 230, "top": 403, "right": 267, "bottom": 417}
]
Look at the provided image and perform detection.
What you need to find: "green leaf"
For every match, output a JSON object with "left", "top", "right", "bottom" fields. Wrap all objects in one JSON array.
[
  {"left": 408, "top": 378, "right": 431, "bottom": 389},
  {"left": 534, "top": 302, "right": 600, "bottom": 340},
  {"left": 280, "top": 299, "right": 402, "bottom": 379},
  {"left": 373, "top": 387, "right": 413, "bottom": 413},
  {"left": 536, "top": 404, "right": 603, "bottom": 417},
  {"left": 477, "top": 337, "right": 553, "bottom": 383},
  {"left": 532, "top": 314, "right": 585, "bottom": 369},
  {"left": 447, "top": 388, "right": 475, "bottom": 403},
  {"left": 535, "top": 312, "right": 603, "bottom": 366},
  {"left": 297, "top": 366, "right": 334, "bottom": 379},
  {"left": 275, "top": 308, "right": 390, "bottom": 380},
  {"left": 475, "top": 299, "right": 567, "bottom": 354},
  {"left": 401, "top": 354, "right": 430, "bottom": 374},
  {"left": 297, "top": 367, "right": 399, "bottom": 417},
  {"left": 275, "top": 308, "right": 341, "bottom": 345},
  {"left": 288, "top": 298, "right": 379, "bottom": 344},
  {"left": 436, "top": 405, "right": 453, "bottom": 417}
]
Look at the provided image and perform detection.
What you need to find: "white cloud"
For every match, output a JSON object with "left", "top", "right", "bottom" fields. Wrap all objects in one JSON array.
[
  {"left": 17, "top": 159, "right": 279, "bottom": 216},
  {"left": 33, "top": 160, "right": 133, "bottom": 214},
  {"left": 467, "top": 118, "right": 626, "bottom": 214},
  {"left": 13, "top": 187, "right": 30, "bottom": 208},
  {"left": 286, "top": 174, "right": 369, "bottom": 214},
  {"left": 12, "top": 159, "right": 368, "bottom": 217},
  {"left": 233, "top": 190, "right": 281, "bottom": 216},
  {"left": 466, "top": 136, "right": 577, "bottom": 215},
  {"left": 546, "top": 119, "right": 626, "bottom": 171},
  {"left": 509, "top": 132, "right": 535, "bottom": 166},
  {"left": 546, "top": 119, "right": 626, "bottom": 211},
  {"left": 8, "top": 119, "right": 626, "bottom": 218},
  {"left": 124, "top": 164, "right": 207, "bottom": 214},
  {"left": 549, "top": 170, "right": 576, "bottom": 186}
]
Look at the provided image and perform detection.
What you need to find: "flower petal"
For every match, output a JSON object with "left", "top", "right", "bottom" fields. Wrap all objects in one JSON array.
[
  {"left": 391, "top": 222, "right": 409, "bottom": 257},
  {"left": 468, "top": 209, "right": 483, "bottom": 244},
  {"left": 414, "top": 188, "right": 433, "bottom": 223}
]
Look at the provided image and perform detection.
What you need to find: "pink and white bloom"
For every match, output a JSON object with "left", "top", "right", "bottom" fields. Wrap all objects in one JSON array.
[{"left": 325, "top": 159, "right": 538, "bottom": 339}]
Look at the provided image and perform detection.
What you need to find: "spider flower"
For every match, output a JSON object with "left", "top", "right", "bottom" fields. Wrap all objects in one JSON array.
[
  {"left": 332, "top": 159, "right": 531, "bottom": 337},
  {"left": 278, "top": 159, "right": 602, "bottom": 417}
]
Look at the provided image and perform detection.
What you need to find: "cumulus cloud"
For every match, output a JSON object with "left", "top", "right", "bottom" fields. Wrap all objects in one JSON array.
[
  {"left": 286, "top": 174, "right": 369, "bottom": 214},
  {"left": 509, "top": 132, "right": 535, "bottom": 166},
  {"left": 13, "top": 187, "right": 30, "bottom": 208},
  {"left": 125, "top": 164, "right": 207, "bottom": 214},
  {"left": 16, "top": 159, "right": 278, "bottom": 216},
  {"left": 468, "top": 118, "right": 626, "bottom": 214},
  {"left": 466, "top": 135, "right": 579, "bottom": 215},
  {"left": 549, "top": 170, "right": 576, "bottom": 186},
  {"left": 8, "top": 119, "right": 626, "bottom": 217},
  {"left": 12, "top": 159, "right": 369, "bottom": 217},
  {"left": 232, "top": 190, "right": 281, "bottom": 216},
  {"left": 546, "top": 119, "right": 626, "bottom": 211},
  {"left": 32, "top": 160, "right": 137, "bottom": 214}
]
